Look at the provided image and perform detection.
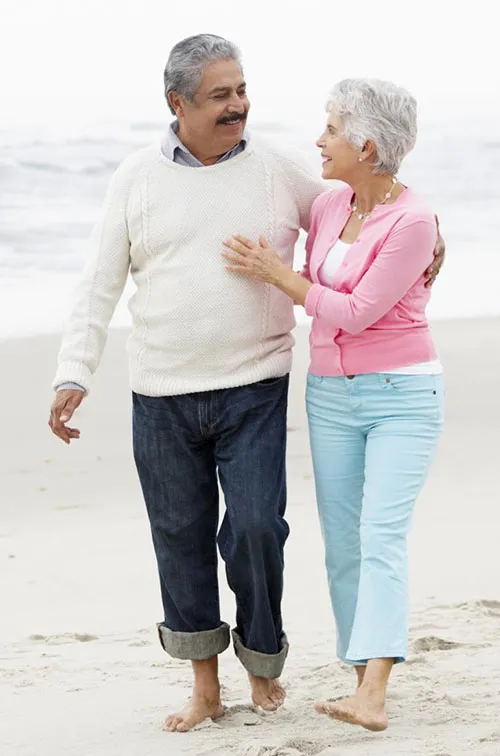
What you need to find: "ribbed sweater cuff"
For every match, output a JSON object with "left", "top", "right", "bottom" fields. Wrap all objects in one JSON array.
[{"left": 52, "top": 362, "right": 93, "bottom": 394}]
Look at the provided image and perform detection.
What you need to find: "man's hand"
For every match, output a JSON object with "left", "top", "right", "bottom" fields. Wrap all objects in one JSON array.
[
  {"left": 49, "top": 390, "right": 84, "bottom": 444},
  {"left": 424, "top": 215, "right": 445, "bottom": 288}
]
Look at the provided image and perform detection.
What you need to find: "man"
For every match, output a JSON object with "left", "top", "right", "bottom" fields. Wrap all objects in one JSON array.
[{"left": 49, "top": 34, "right": 444, "bottom": 733}]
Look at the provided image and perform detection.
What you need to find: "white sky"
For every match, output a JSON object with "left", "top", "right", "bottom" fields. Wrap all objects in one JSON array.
[{"left": 1, "top": 0, "right": 499, "bottom": 130}]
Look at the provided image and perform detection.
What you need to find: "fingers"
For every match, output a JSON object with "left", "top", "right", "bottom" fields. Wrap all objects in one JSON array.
[
  {"left": 233, "top": 234, "right": 254, "bottom": 249},
  {"left": 224, "top": 263, "right": 253, "bottom": 276},
  {"left": 424, "top": 264, "right": 439, "bottom": 288},
  {"left": 49, "top": 416, "right": 72, "bottom": 444},
  {"left": 49, "top": 391, "right": 84, "bottom": 444},
  {"left": 223, "top": 237, "right": 252, "bottom": 257},
  {"left": 221, "top": 250, "right": 242, "bottom": 263},
  {"left": 434, "top": 232, "right": 445, "bottom": 264}
]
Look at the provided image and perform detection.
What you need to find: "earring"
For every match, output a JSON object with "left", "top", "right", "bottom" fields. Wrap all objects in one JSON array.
[{"left": 358, "top": 157, "right": 363, "bottom": 162}]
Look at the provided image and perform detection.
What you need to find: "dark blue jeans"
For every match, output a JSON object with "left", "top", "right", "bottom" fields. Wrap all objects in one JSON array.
[{"left": 132, "top": 375, "right": 290, "bottom": 678}]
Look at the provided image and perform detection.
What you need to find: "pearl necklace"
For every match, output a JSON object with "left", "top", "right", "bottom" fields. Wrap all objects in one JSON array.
[{"left": 351, "top": 177, "right": 398, "bottom": 221}]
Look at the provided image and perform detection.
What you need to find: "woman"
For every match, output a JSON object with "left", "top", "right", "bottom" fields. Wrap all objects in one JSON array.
[{"left": 222, "top": 78, "right": 444, "bottom": 732}]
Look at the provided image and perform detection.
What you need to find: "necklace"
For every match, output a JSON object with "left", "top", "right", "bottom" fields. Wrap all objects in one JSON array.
[{"left": 352, "top": 177, "right": 398, "bottom": 221}]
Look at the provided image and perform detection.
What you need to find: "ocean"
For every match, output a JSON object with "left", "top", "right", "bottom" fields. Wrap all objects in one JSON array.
[{"left": 1, "top": 118, "right": 499, "bottom": 340}]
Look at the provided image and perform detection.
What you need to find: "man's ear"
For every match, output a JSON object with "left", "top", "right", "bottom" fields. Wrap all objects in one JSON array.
[{"left": 168, "top": 91, "right": 184, "bottom": 118}]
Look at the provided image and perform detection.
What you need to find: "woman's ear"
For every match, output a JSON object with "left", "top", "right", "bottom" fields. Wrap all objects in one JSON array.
[{"left": 362, "top": 139, "right": 377, "bottom": 161}]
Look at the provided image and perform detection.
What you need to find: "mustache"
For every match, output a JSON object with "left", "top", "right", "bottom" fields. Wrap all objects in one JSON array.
[{"left": 217, "top": 112, "right": 248, "bottom": 125}]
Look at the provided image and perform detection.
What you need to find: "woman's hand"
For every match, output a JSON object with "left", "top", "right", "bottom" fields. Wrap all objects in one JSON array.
[{"left": 222, "top": 234, "right": 287, "bottom": 285}]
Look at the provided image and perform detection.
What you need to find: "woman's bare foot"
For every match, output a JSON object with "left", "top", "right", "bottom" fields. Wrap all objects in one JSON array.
[
  {"left": 249, "top": 674, "right": 286, "bottom": 711},
  {"left": 355, "top": 665, "right": 366, "bottom": 689},
  {"left": 314, "top": 688, "right": 388, "bottom": 732},
  {"left": 164, "top": 692, "right": 224, "bottom": 733}
]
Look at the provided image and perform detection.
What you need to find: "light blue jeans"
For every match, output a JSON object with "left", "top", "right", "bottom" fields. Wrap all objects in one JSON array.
[{"left": 306, "top": 372, "right": 444, "bottom": 665}]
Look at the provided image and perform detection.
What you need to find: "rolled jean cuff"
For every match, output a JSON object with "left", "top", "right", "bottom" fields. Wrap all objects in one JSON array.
[
  {"left": 231, "top": 629, "right": 289, "bottom": 679},
  {"left": 157, "top": 622, "right": 231, "bottom": 660}
]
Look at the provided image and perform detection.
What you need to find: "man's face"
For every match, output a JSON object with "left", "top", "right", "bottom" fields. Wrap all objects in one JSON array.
[{"left": 173, "top": 59, "right": 250, "bottom": 157}]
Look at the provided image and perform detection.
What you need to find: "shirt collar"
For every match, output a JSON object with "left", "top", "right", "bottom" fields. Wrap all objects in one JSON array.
[{"left": 162, "top": 120, "right": 249, "bottom": 164}]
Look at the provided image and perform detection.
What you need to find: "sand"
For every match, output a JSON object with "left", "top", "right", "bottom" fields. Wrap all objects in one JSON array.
[{"left": 1, "top": 319, "right": 499, "bottom": 756}]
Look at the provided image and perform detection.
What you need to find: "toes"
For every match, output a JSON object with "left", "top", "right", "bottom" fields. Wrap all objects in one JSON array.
[
  {"left": 262, "top": 699, "right": 278, "bottom": 712},
  {"left": 332, "top": 706, "right": 353, "bottom": 723},
  {"left": 250, "top": 679, "right": 285, "bottom": 712},
  {"left": 314, "top": 701, "right": 330, "bottom": 715},
  {"left": 329, "top": 703, "right": 354, "bottom": 722},
  {"left": 176, "top": 720, "right": 190, "bottom": 733},
  {"left": 314, "top": 700, "right": 353, "bottom": 722},
  {"left": 272, "top": 686, "right": 286, "bottom": 705},
  {"left": 163, "top": 716, "right": 179, "bottom": 732},
  {"left": 270, "top": 695, "right": 284, "bottom": 708},
  {"left": 252, "top": 694, "right": 278, "bottom": 712}
]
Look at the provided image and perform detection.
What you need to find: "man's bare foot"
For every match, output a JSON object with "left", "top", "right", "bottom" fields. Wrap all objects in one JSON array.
[
  {"left": 164, "top": 692, "right": 224, "bottom": 733},
  {"left": 314, "top": 689, "right": 388, "bottom": 732},
  {"left": 164, "top": 657, "right": 223, "bottom": 733},
  {"left": 249, "top": 673, "right": 286, "bottom": 711}
]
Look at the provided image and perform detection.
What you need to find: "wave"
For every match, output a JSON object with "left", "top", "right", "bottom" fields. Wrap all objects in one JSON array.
[{"left": 13, "top": 159, "right": 119, "bottom": 176}]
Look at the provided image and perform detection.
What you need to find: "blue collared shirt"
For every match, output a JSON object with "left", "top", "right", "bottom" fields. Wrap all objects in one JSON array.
[{"left": 161, "top": 120, "right": 249, "bottom": 166}]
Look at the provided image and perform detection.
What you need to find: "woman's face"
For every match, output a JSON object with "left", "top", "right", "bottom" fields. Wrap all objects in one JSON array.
[{"left": 316, "top": 112, "right": 360, "bottom": 181}]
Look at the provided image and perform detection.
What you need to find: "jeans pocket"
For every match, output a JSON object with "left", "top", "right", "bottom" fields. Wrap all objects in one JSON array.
[
  {"left": 378, "top": 374, "right": 439, "bottom": 394},
  {"left": 377, "top": 374, "right": 444, "bottom": 420}
]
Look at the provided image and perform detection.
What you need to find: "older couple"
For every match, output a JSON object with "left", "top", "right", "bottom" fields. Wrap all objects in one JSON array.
[{"left": 50, "top": 34, "right": 444, "bottom": 734}]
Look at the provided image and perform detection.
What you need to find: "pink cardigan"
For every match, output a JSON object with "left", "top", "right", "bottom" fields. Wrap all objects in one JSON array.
[{"left": 303, "top": 185, "right": 438, "bottom": 376}]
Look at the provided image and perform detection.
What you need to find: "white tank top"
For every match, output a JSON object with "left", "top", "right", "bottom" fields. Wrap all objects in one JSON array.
[{"left": 318, "top": 239, "right": 443, "bottom": 375}]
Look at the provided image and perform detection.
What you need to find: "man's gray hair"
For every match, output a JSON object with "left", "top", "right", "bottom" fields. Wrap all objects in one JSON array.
[
  {"left": 164, "top": 34, "right": 242, "bottom": 115},
  {"left": 327, "top": 79, "right": 417, "bottom": 175}
]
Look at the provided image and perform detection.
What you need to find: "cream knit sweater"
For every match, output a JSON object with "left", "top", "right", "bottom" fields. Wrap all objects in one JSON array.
[{"left": 53, "top": 138, "right": 325, "bottom": 396}]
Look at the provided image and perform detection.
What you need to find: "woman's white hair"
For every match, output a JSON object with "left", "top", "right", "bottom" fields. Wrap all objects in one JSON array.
[{"left": 327, "top": 78, "right": 417, "bottom": 175}]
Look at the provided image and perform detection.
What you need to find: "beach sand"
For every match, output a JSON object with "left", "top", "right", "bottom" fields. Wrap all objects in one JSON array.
[{"left": 1, "top": 319, "right": 499, "bottom": 756}]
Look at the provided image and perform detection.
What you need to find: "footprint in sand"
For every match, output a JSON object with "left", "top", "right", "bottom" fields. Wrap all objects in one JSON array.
[
  {"left": 458, "top": 599, "right": 500, "bottom": 615},
  {"left": 279, "top": 740, "right": 329, "bottom": 756},
  {"left": 412, "top": 636, "right": 462, "bottom": 653},
  {"left": 479, "top": 730, "right": 500, "bottom": 743},
  {"left": 223, "top": 704, "right": 263, "bottom": 728},
  {"left": 239, "top": 740, "right": 329, "bottom": 756},
  {"left": 128, "top": 639, "right": 153, "bottom": 647},
  {"left": 29, "top": 633, "right": 98, "bottom": 644},
  {"left": 475, "top": 599, "right": 500, "bottom": 616},
  {"left": 239, "top": 749, "right": 300, "bottom": 756}
]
